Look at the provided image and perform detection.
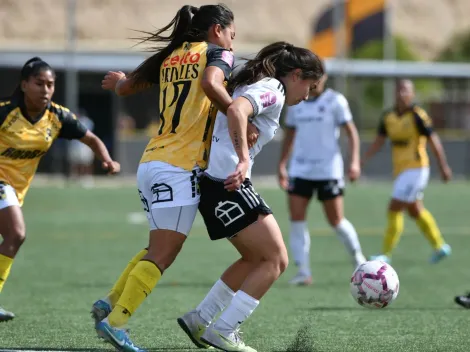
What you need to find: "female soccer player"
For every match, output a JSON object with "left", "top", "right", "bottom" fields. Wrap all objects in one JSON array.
[
  {"left": 177, "top": 42, "right": 324, "bottom": 352},
  {"left": 0, "top": 57, "right": 120, "bottom": 322},
  {"left": 278, "top": 74, "right": 366, "bottom": 286},
  {"left": 92, "top": 4, "right": 241, "bottom": 351},
  {"left": 363, "top": 79, "right": 452, "bottom": 264}
]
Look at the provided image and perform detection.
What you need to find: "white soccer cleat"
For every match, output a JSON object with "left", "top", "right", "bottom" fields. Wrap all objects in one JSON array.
[
  {"left": 177, "top": 310, "right": 213, "bottom": 349},
  {"left": 288, "top": 272, "right": 313, "bottom": 286},
  {"left": 201, "top": 325, "right": 257, "bottom": 352}
]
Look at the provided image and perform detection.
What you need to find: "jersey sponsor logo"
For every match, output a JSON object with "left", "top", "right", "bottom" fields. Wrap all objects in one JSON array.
[
  {"left": 151, "top": 183, "right": 174, "bottom": 203},
  {"left": 163, "top": 52, "right": 201, "bottom": 67},
  {"left": 391, "top": 140, "right": 409, "bottom": 147},
  {"left": 260, "top": 91, "right": 277, "bottom": 108},
  {"left": 221, "top": 50, "right": 234, "bottom": 67},
  {"left": 215, "top": 200, "right": 245, "bottom": 227},
  {"left": 0, "top": 147, "right": 46, "bottom": 160}
]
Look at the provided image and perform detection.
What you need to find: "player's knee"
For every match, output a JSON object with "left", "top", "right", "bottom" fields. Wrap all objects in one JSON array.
[
  {"left": 407, "top": 206, "right": 421, "bottom": 219},
  {"left": 264, "top": 246, "right": 289, "bottom": 277},
  {"left": 278, "top": 250, "right": 289, "bottom": 274},
  {"left": 147, "top": 245, "right": 183, "bottom": 273},
  {"left": 6, "top": 225, "right": 26, "bottom": 248}
]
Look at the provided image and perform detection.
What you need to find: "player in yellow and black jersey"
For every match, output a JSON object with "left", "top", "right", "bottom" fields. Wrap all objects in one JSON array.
[
  {"left": 363, "top": 79, "right": 452, "bottom": 264},
  {"left": 0, "top": 57, "right": 120, "bottom": 322},
  {"left": 89, "top": 5, "right": 251, "bottom": 351}
]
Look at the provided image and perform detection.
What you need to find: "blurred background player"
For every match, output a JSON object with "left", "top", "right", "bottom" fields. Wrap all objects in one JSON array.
[
  {"left": 278, "top": 74, "right": 366, "bottom": 286},
  {"left": 68, "top": 108, "right": 96, "bottom": 188},
  {"left": 363, "top": 79, "right": 452, "bottom": 264},
  {"left": 91, "top": 5, "right": 238, "bottom": 351},
  {"left": 0, "top": 57, "right": 120, "bottom": 322},
  {"left": 178, "top": 42, "right": 325, "bottom": 352}
]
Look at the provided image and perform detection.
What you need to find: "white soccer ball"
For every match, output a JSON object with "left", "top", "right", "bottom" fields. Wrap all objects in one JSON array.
[{"left": 350, "top": 260, "right": 399, "bottom": 308}]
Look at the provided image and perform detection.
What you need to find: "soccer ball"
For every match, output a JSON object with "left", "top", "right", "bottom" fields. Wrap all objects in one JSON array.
[{"left": 350, "top": 260, "right": 399, "bottom": 308}]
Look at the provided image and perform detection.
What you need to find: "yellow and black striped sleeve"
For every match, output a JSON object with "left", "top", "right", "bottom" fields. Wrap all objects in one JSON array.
[
  {"left": 413, "top": 106, "right": 433, "bottom": 136},
  {"left": 0, "top": 100, "right": 16, "bottom": 127},
  {"left": 51, "top": 104, "right": 88, "bottom": 140},
  {"left": 206, "top": 44, "right": 234, "bottom": 81}
]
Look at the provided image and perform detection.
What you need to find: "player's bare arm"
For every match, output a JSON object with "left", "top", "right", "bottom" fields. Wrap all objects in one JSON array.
[
  {"left": 224, "top": 97, "right": 253, "bottom": 191},
  {"left": 362, "top": 134, "right": 386, "bottom": 165},
  {"left": 278, "top": 127, "right": 296, "bottom": 190},
  {"left": 80, "top": 131, "right": 120, "bottom": 174},
  {"left": 428, "top": 132, "right": 452, "bottom": 182},
  {"left": 102, "top": 71, "right": 152, "bottom": 96},
  {"left": 201, "top": 66, "right": 233, "bottom": 115},
  {"left": 343, "top": 121, "right": 361, "bottom": 181}
]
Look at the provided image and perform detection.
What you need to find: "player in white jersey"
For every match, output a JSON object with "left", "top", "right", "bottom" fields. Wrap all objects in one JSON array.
[
  {"left": 177, "top": 42, "right": 324, "bottom": 352},
  {"left": 278, "top": 74, "right": 366, "bottom": 285}
]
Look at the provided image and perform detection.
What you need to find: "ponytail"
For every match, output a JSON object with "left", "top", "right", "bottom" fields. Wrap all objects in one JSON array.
[
  {"left": 129, "top": 4, "right": 234, "bottom": 85},
  {"left": 228, "top": 41, "right": 324, "bottom": 93}
]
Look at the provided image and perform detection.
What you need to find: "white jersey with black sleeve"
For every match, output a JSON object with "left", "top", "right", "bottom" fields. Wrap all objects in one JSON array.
[
  {"left": 206, "top": 77, "right": 286, "bottom": 180},
  {"left": 284, "top": 88, "right": 353, "bottom": 180}
]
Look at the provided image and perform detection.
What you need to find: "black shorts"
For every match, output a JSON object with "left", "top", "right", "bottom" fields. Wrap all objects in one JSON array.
[
  {"left": 198, "top": 175, "right": 272, "bottom": 241},
  {"left": 287, "top": 177, "right": 344, "bottom": 201}
]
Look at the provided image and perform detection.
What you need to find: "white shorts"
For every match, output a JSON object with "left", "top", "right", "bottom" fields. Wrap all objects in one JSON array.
[
  {"left": 0, "top": 183, "right": 20, "bottom": 210},
  {"left": 392, "top": 167, "right": 430, "bottom": 203},
  {"left": 136, "top": 161, "right": 201, "bottom": 235}
]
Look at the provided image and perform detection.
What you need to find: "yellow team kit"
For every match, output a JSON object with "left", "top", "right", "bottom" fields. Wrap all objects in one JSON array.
[
  {"left": 140, "top": 41, "right": 233, "bottom": 171},
  {"left": 378, "top": 105, "right": 433, "bottom": 177},
  {"left": 0, "top": 100, "right": 87, "bottom": 205}
]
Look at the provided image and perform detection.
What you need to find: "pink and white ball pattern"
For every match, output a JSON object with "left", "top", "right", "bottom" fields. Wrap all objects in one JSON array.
[{"left": 350, "top": 260, "right": 400, "bottom": 308}]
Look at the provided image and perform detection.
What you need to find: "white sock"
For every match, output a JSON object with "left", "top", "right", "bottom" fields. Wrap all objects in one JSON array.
[
  {"left": 214, "top": 290, "right": 259, "bottom": 333},
  {"left": 289, "top": 221, "right": 311, "bottom": 276},
  {"left": 335, "top": 218, "right": 363, "bottom": 258},
  {"left": 196, "top": 279, "right": 235, "bottom": 325}
]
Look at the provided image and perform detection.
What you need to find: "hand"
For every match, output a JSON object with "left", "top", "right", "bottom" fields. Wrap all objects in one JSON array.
[
  {"left": 247, "top": 123, "right": 259, "bottom": 149},
  {"left": 348, "top": 161, "right": 361, "bottom": 182},
  {"left": 102, "top": 71, "right": 126, "bottom": 91},
  {"left": 224, "top": 160, "right": 249, "bottom": 191},
  {"left": 102, "top": 160, "right": 121, "bottom": 175},
  {"left": 278, "top": 164, "right": 289, "bottom": 190},
  {"left": 440, "top": 165, "right": 452, "bottom": 183}
]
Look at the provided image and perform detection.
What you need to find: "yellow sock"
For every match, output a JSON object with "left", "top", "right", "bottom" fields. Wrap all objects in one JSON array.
[
  {"left": 382, "top": 211, "right": 404, "bottom": 257},
  {"left": 108, "top": 249, "right": 148, "bottom": 307},
  {"left": 0, "top": 254, "right": 14, "bottom": 293},
  {"left": 415, "top": 209, "right": 445, "bottom": 250},
  {"left": 108, "top": 260, "right": 162, "bottom": 327}
]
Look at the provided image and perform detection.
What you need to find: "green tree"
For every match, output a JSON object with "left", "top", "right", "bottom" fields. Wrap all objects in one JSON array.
[
  {"left": 350, "top": 36, "right": 434, "bottom": 109},
  {"left": 437, "top": 31, "right": 470, "bottom": 62}
]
